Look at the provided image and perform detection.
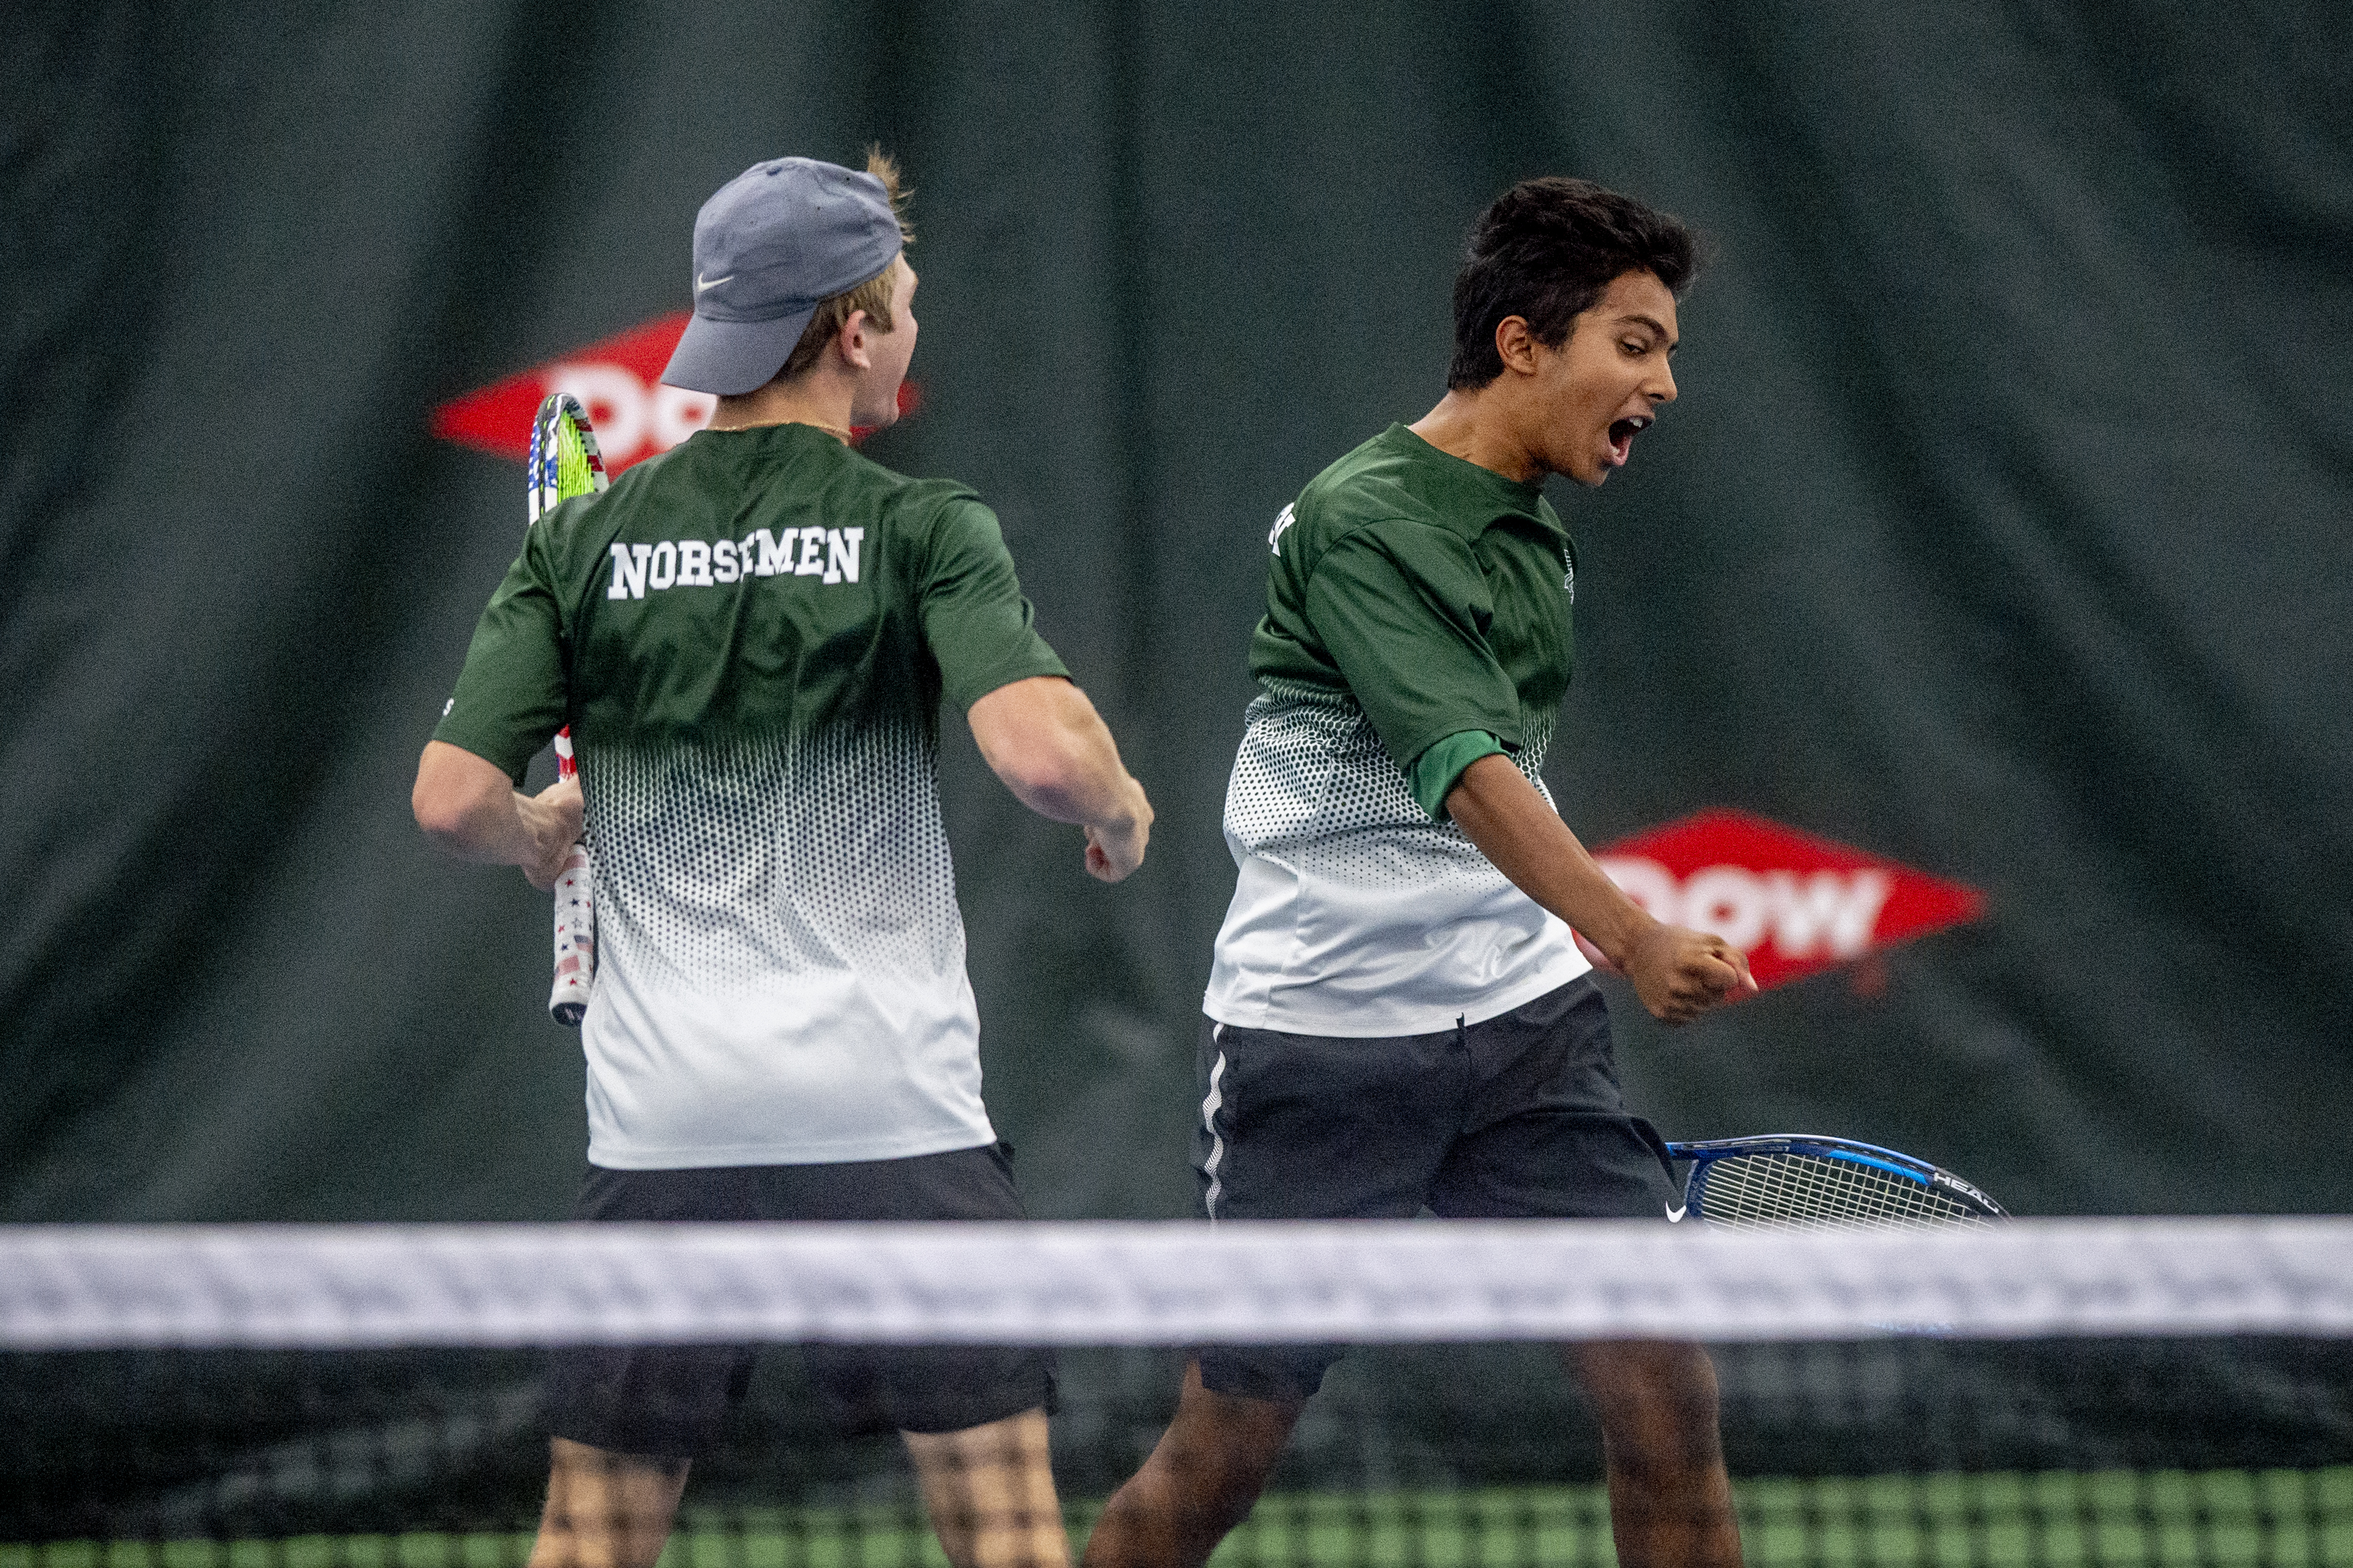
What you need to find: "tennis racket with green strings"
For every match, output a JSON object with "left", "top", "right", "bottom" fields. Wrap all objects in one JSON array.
[{"left": 527, "top": 393, "right": 609, "bottom": 1026}]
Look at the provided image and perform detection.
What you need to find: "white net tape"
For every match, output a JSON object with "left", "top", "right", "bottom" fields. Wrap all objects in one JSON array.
[{"left": 3, "top": 1219, "right": 2348, "bottom": 1350}]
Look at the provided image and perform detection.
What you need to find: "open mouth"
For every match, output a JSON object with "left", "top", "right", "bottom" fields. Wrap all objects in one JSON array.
[{"left": 1607, "top": 414, "right": 1653, "bottom": 467}]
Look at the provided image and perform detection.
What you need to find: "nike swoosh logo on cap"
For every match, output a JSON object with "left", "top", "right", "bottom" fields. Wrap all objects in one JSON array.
[
  {"left": 1666, "top": 1203, "right": 1687, "bottom": 1223},
  {"left": 695, "top": 272, "right": 735, "bottom": 293}
]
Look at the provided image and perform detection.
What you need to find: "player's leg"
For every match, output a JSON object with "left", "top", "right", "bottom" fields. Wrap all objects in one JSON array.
[
  {"left": 526, "top": 1438, "right": 690, "bottom": 1568},
  {"left": 1085, "top": 1019, "right": 1460, "bottom": 1568},
  {"left": 535, "top": 1168, "right": 765, "bottom": 1568},
  {"left": 1562, "top": 1340, "right": 1741, "bottom": 1568},
  {"left": 1080, "top": 1359, "right": 1301, "bottom": 1568},
  {"left": 1428, "top": 978, "right": 1742, "bottom": 1568},
  {"left": 903, "top": 1406, "right": 1071, "bottom": 1568},
  {"left": 785, "top": 1148, "right": 1068, "bottom": 1567}
]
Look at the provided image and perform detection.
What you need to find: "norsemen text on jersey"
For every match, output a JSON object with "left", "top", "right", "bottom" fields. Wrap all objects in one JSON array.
[{"left": 607, "top": 527, "right": 865, "bottom": 597}]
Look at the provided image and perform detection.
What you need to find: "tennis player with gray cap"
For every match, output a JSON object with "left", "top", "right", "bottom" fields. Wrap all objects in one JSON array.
[{"left": 414, "top": 150, "right": 1150, "bottom": 1568}]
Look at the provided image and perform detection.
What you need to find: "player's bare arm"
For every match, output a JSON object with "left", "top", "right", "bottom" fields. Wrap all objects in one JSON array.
[
  {"left": 968, "top": 676, "right": 1153, "bottom": 883},
  {"left": 1445, "top": 753, "right": 1752, "bottom": 1023},
  {"left": 411, "top": 739, "right": 583, "bottom": 892}
]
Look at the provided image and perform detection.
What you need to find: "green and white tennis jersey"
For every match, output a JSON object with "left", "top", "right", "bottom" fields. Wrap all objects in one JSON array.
[
  {"left": 1203, "top": 423, "right": 1592, "bottom": 1037},
  {"left": 435, "top": 422, "right": 1068, "bottom": 1168}
]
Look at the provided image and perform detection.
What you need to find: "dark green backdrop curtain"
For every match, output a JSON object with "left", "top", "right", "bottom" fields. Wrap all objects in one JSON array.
[{"left": 5, "top": 1, "right": 2348, "bottom": 1223}]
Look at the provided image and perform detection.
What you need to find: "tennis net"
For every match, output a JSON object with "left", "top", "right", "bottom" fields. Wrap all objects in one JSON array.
[{"left": 5, "top": 1219, "right": 2350, "bottom": 1566}]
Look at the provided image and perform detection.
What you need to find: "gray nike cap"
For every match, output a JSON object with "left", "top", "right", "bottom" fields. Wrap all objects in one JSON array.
[{"left": 660, "top": 156, "right": 905, "bottom": 397}]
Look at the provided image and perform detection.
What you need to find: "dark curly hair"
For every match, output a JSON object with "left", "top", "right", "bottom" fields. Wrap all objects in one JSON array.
[{"left": 1446, "top": 178, "right": 1699, "bottom": 390}]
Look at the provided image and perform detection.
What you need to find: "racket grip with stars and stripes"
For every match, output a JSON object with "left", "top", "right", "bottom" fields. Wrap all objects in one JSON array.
[{"left": 547, "top": 729, "right": 593, "bottom": 1028}]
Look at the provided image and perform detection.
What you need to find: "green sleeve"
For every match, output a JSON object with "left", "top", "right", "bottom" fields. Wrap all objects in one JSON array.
[
  {"left": 431, "top": 534, "right": 568, "bottom": 782},
  {"left": 1302, "top": 522, "right": 1524, "bottom": 772},
  {"left": 1408, "top": 730, "right": 1508, "bottom": 819},
  {"left": 918, "top": 499, "right": 1072, "bottom": 711}
]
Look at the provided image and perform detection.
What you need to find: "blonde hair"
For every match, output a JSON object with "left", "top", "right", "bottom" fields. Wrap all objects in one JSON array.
[{"left": 776, "top": 147, "right": 913, "bottom": 382}]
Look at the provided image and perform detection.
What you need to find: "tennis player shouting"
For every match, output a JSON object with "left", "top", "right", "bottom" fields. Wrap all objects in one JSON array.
[
  {"left": 414, "top": 152, "right": 1149, "bottom": 1568},
  {"left": 1083, "top": 180, "right": 1750, "bottom": 1568}
]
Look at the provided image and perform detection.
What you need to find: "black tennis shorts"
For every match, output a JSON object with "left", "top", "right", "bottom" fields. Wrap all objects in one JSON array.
[
  {"left": 542, "top": 1142, "right": 1055, "bottom": 1458},
  {"left": 1193, "top": 975, "right": 1681, "bottom": 1402}
]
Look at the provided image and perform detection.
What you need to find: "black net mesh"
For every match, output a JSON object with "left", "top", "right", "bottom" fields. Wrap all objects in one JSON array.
[{"left": 7, "top": 1336, "right": 2349, "bottom": 1565}]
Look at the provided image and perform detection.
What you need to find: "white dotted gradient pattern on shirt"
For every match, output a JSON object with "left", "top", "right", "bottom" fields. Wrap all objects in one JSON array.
[
  {"left": 579, "top": 717, "right": 964, "bottom": 995},
  {"left": 1223, "top": 678, "right": 1559, "bottom": 889}
]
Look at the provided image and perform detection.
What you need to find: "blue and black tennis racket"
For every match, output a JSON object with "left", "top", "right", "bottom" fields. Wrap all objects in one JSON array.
[{"left": 1665, "top": 1135, "right": 2007, "bottom": 1229}]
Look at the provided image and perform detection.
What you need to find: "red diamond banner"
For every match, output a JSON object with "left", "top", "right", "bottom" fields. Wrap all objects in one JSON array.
[
  {"left": 431, "top": 313, "right": 920, "bottom": 471},
  {"left": 431, "top": 314, "right": 708, "bottom": 474},
  {"left": 1592, "top": 809, "right": 1986, "bottom": 993}
]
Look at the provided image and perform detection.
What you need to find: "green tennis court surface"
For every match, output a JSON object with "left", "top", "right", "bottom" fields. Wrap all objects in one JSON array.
[{"left": 11, "top": 1469, "right": 2348, "bottom": 1568}]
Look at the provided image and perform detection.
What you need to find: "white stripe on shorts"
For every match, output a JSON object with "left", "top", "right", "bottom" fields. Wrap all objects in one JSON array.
[{"left": 1200, "top": 1026, "right": 1229, "bottom": 1221}]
